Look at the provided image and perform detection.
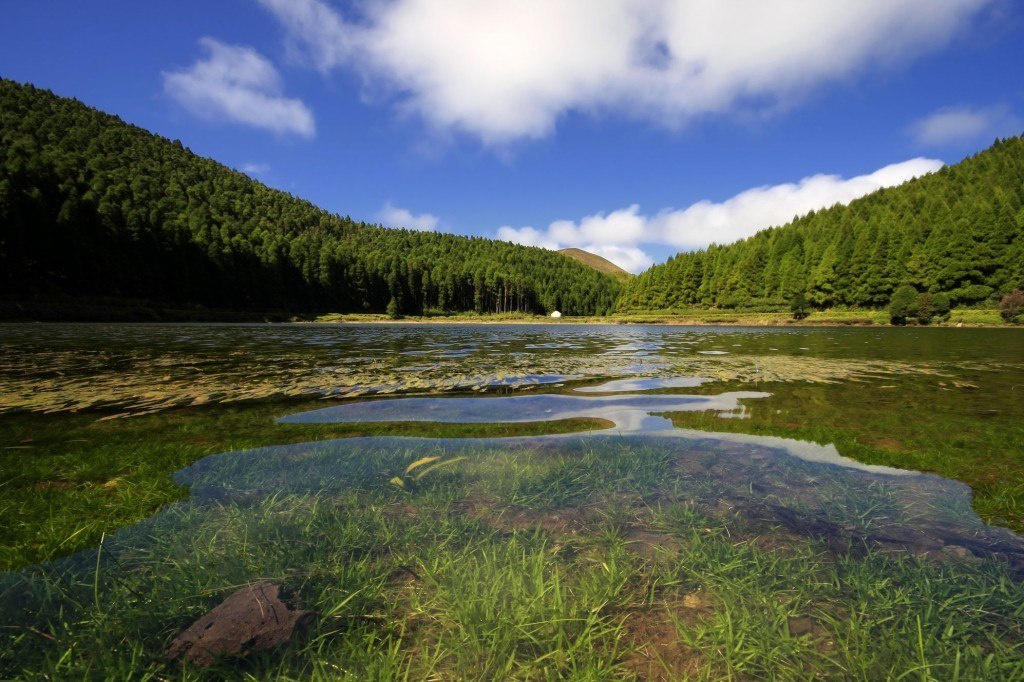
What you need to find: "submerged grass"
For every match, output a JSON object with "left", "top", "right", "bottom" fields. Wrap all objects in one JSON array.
[
  {"left": 0, "top": 400, "right": 609, "bottom": 570},
  {"left": 2, "top": 324, "right": 1023, "bottom": 678},
  {"left": 667, "top": 372, "right": 1024, "bottom": 534},
  {"left": 2, "top": 438, "right": 1023, "bottom": 680}
]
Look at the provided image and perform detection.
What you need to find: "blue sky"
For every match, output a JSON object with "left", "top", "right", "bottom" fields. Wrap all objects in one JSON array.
[{"left": 2, "top": 0, "right": 1022, "bottom": 271}]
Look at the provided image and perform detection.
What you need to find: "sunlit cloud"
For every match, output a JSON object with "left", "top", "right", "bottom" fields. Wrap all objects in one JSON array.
[
  {"left": 496, "top": 158, "right": 942, "bottom": 271},
  {"left": 258, "top": 0, "right": 990, "bottom": 143},
  {"left": 163, "top": 37, "right": 315, "bottom": 137}
]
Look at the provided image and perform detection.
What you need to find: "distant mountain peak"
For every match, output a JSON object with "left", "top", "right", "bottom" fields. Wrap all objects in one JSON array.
[{"left": 558, "top": 248, "right": 631, "bottom": 281}]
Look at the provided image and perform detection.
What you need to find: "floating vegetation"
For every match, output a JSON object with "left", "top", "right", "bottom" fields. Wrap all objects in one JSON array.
[{"left": 0, "top": 324, "right": 978, "bottom": 417}]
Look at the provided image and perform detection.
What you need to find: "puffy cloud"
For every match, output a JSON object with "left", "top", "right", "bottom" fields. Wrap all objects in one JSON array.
[
  {"left": 580, "top": 245, "right": 655, "bottom": 274},
  {"left": 548, "top": 205, "right": 649, "bottom": 246},
  {"left": 496, "top": 225, "right": 560, "bottom": 251},
  {"left": 258, "top": 0, "right": 990, "bottom": 143},
  {"left": 378, "top": 202, "right": 440, "bottom": 231},
  {"left": 498, "top": 223, "right": 654, "bottom": 274},
  {"left": 163, "top": 38, "right": 315, "bottom": 137},
  {"left": 652, "top": 158, "right": 943, "bottom": 249},
  {"left": 494, "top": 158, "right": 941, "bottom": 271},
  {"left": 909, "top": 105, "right": 1022, "bottom": 146}
]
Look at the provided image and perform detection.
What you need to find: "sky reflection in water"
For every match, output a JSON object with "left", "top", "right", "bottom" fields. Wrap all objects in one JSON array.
[{"left": 268, "top": 380, "right": 1024, "bottom": 570}]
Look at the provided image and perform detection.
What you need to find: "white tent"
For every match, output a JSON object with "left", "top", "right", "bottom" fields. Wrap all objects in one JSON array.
[{"left": 550, "top": 311, "right": 562, "bottom": 318}]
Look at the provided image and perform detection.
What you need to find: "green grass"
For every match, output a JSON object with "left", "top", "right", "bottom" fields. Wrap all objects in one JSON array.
[
  {"left": 948, "top": 308, "right": 1004, "bottom": 326},
  {"left": 0, "top": 401, "right": 608, "bottom": 570},
  {"left": 2, "top": 329, "right": 1023, "bottom": 677},
  {"left": 2, "top": 438, "right": 1022, "bottom": 679},
  {"left": 610, "top": 307, "right": 1014, "bottom": 327},
  {"left": 314, "top": 311, "right": 554, "bottom": 323},
  {"left": 310, "top": 307, "right": 1019, "bottom": 327},
  {"left": 667, "top": 374, "right": 1024, "bottom": 534}
]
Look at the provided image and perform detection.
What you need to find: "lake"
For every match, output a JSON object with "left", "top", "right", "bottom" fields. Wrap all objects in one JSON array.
[{"left": 1, "top": 323, "right": 1023, "bottom": 678}]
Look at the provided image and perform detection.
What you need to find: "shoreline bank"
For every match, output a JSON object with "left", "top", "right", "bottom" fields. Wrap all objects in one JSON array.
[{"left": 0, "top": 300, "right": 1013, "bottom": 328}]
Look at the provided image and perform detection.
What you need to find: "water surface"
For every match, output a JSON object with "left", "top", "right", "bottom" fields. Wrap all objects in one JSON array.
[
  {"left": 2, "top": 322, "right": 1024, "bottom": 677},
  {"left": 2, "top": 323, "right": 1020, "bottom": 415}
]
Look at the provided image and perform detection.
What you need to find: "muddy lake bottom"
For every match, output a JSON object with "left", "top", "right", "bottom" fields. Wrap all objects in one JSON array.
[{"left": 1, "top": 323, "right": 1023, "bottom": 679}]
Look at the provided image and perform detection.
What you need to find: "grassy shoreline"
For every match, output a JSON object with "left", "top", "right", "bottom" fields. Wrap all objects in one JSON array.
[
  {"left": 2, "top": 297, "right": 1015, "bottom": 327},
  {"left": 313, "top": 307, "right": 1012, "bottom": 327}
]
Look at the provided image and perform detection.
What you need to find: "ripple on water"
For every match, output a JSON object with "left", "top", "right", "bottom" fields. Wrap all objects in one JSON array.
[
  {"left": 2, "top": 324, "right": 997, "bottom": 416},
  {"left": 574, "top": 377, "right": 710, "bottom": 393}
]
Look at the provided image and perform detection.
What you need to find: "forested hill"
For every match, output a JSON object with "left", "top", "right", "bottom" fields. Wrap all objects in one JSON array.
[
  {"left": 618, "top": 136, "right": 1024, "bottom": 312},
  {"left": 0, "top": 79, "right": 621, "bottom": 317}
]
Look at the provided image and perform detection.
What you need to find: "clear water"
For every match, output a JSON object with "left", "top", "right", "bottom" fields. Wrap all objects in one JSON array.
[
  {"left": 279, "top": 391, "right": 770, "bottom": 435},
  {"left": 2, "top": 322, "right": 1024, "bottom": 675},
  {"left": 174, "top": 431, "right": 1024, "bottom": 571},
  {"left": 574, "top": 377, "right": 710, "bottom": 392},
  {"left": 264, "top": 389, "right": 1022, "bottom": 563}
]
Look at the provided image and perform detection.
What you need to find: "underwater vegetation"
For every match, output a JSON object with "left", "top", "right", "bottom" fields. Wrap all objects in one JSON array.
[
  {"left": 1, "top": 323, "right": 1023, "bottom": 679},
  {"left": 3, "top": 426, "right": 1024, "bottom": 679}
]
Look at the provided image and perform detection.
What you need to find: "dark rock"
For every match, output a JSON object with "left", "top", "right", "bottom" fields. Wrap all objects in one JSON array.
[{"left": 166, "top": 582, "right": 315, "bottom": 668}]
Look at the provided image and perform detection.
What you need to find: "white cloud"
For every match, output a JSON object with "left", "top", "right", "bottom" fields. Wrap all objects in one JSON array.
[
  {"left": 240, "top": 162, "right": 271, "bottom": 175},
  {"left": 498, "top": 224, "right": 655, "bottom": 274},
  {"left": 495, "top": 158, "right": 941, "bottom": 271},
  {"left": 256, "top": 0, "right": 355, "bottom": 72},
  {"left": 652, "top": 158, "right": 944, "bottom": 250},
  {"left": 582, "top": 245, "right": 655, "bottom": 274},
  {"left": 909, "top": 105, "right": 1022, "bottom": 146},
  {"left": 496, "top": 226, "right": 560, "bottom": 251},
  {"left": 163, "top": 37, "right": 315, "bottom": 137},
  {"left": 258, "top": 0, "right": 990, "bottom": 143},
  {"left": 548, "top": 205, "right": 649, "bottom": 247},
  {"left": 378, "top": 202, "right": 440, "bottom": 231}
]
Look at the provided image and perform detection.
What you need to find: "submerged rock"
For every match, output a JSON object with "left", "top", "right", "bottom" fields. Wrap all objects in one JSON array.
[{"left": 166, "top": 582, "right": 314, "bottom": 668}]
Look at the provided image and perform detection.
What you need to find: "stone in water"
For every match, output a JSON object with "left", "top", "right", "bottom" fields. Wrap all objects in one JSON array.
[{"left": 166, "top": 582, "right": 314, "bottom": 667}]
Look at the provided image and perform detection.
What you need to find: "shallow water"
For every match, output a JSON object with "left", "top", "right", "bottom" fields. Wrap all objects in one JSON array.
[
  {"left": 2, "top": 322, "right": 1021, "bottom": 415},
  {"left": 4, "top": 386, "right": 1024, "bottom": 674},
  {"left": 574, "top": 377, "right": 710, "bottom": 392},
  {"left": 269, "top": 391, "right": 1023, "bottom": 560},
  {"left": 279, "top": 390, "right": 770, "bottom": 434},
  {"left": 6, "top": 364, "right": 1024, "bottom": 581},
  {"left": 2, "top": 323, "right": 1024, "bottom": 676},
  {"left": 174, "top": 431, "right": 1024, "bottom": 570}
]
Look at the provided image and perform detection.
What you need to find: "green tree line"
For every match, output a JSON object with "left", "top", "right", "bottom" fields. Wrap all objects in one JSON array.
[
  {"left": 618, "top": 136, "right": 1024, "bottom": 312},
  {"left": 0, "top": 80, "right": 620, "bottom": 316}
]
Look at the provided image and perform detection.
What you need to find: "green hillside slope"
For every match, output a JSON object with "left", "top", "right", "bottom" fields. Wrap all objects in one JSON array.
[
  {"left": 0, "top": 80, "right": 620, "bottom": 317},
  {"left": 619, "top": 137, "right": 1024, "bottom": 313}
]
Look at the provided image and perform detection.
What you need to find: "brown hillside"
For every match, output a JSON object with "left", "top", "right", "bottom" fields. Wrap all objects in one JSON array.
[{"left": 558, "top": 248, "right": 631, "bottom": 281}]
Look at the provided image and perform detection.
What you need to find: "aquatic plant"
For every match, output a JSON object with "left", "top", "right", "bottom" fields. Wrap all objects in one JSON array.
[{"left": 389, "top": 455, "right": 466, "bottom": 491}]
